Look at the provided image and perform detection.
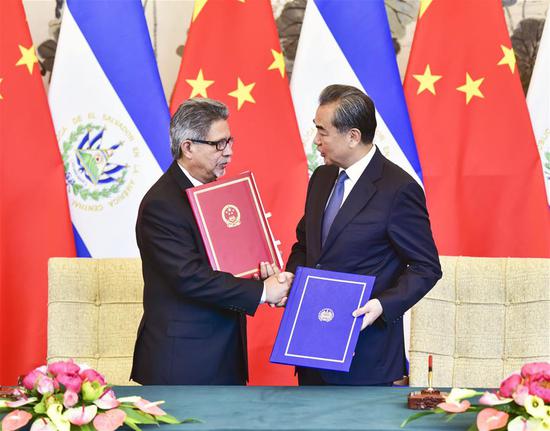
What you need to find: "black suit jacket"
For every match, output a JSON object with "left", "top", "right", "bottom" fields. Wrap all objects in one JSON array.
[
  {"left": 131, "top": 161, "right": 263, "bottom": 385},
  {"left": 287, "top": 149, "right": 442, "bottom": 385}
]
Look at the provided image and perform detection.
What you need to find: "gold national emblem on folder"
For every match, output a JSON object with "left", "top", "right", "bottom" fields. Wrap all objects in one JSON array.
[{"left": 221, "top": 204, "right": 241, "bottom": 228}]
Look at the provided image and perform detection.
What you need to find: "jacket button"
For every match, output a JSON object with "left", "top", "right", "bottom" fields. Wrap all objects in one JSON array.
[{"left": 315, "top": 264, "right": 322, "bottom": 269}]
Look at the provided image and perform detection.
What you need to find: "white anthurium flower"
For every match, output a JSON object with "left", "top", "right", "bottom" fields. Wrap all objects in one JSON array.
[
  {"left": 63, "top": 405, "right": 97, "bottom": 426},
  {"left": 525, "top": 395, "right": 547, "bottom": 419},
  {"left": 117, "top": 396, "right": 142, "bottom": 403},
  {"left": 508, "top": 416, "right": 543, "bottom": 431},
  {"left": 446, "top": 388, "right": 482, "bottom": 404},
  {"left": 46, "top": 402, "right": 70, "bottom": 431},
  {"left": 30, "top": 417, "right": 57, "bottom": 431},
  {"left": 479, "top": 391, "right": 513, "bottom": 406}
]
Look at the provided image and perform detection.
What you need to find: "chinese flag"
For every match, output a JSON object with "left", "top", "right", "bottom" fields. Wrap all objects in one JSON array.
[
  {"left": 171, "top": 0, "right": 308, "bottom": 384},
  {"left": 404, "top": 0, "right": 550, "bottom": 257},
  {"left": 0, "top": 0, "right": 75, "bottom": 383}
]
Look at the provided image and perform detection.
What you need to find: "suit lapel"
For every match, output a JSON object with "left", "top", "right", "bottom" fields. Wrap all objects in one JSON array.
[
  {"left": 320, "top": 149, "right": 385, "bottom": 255},
  {"left": 309, "top": 166, "right": 338, "bottom": 260},
  {"left": 168, "top": 160, "right": 194, "bottom": 193}
]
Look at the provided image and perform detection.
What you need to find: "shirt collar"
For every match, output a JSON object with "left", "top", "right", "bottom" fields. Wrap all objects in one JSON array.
[
  {"left": 340, "top": 144, "right": 377, "bottom": 184},
  {"left": 177, "top": 162, "right": 203, "bottom": 187}
]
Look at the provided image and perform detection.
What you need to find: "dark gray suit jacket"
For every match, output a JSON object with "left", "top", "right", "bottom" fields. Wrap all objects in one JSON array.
[
  {"left": 287, "top": 149, "right": 442, "bottom": 385},
  {"left": 131, "top": 161, "right": 263, "bottom": 385}
]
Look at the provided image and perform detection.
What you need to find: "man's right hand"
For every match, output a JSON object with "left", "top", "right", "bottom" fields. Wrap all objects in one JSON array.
[{"left": 264, "top": 272, "right": 293, "bottom": 307}]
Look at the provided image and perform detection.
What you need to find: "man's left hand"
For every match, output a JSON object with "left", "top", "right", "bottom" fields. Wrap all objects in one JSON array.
[{"left": 352, "top": 299, "right": 383, "bottom": 331}]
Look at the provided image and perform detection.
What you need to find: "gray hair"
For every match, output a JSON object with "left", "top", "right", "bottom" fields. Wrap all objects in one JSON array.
[
  {"left": 170, "top": 98, "right": 229, "bottom": 159},
  {"left": 319, "top": 85, "right": 377, "bottom": 144}
]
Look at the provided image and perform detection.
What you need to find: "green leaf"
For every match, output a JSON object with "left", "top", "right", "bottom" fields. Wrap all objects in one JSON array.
[
  {"left": 118, "top": 406, "right": 157, "bottom": 425},
  {"left": 444, "top": 413, "right": 457, "bottom": 422},
  {"left": 78, "top": 424, "right": 95, "bottom": 431},
  {"left": 180, "top": 418, "right": 203, "bottom": 424},
  {"left": 123, "top": 418, "right": 143, "bottom": 431},
  {"left": 400, "top": 410, "right": 437, "bottom": 427},
  {"left": 155, "top": 414, "right": 181, "bottom": 424},
  {"left": 466, "top": 423, "right": 479, "bottom": 431},
  {"left": 34, "top": 397, "right": 47, "bottom": 414}
]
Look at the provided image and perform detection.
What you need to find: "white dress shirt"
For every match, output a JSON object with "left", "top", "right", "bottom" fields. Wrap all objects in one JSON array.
[{"left": 326, "top": 145, "right": 377, "bottom": 209}]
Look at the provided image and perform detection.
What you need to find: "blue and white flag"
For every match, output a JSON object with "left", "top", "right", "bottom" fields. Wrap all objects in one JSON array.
[
  {"left": 290, "top": 0, "right": 422, "bottom": 366},
  {"left": 291, "top": 0, "right": 422, "bottom": 185},
  {"left": 49, "top": 0, "right": 171, "bottom": 257}
]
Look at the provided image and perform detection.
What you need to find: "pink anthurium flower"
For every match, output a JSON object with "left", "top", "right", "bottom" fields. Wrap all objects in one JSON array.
[
  {"left": 476, "top": 408, "right": 508, "bottom": 431},
  {"left": 521, "top": 362, "right": 550, "bottom": 379},
  {"left": 80, "top": 369, "right": 106, "bottom": 385},
  {"left": 22, "top": 368, "right": 46, "bottom": 390},
  {"left": 499, "top": 373, "right": 522, "bottom": 397},
  {"left": 63, "top": 405, "right": 97, "bottom": 426},
  {"left": 92, "top": 409, "right": 126, "bottom": 431},
  {"left": 437, "top": 400, "right": 471, "bottom": 413},
  {"left": 55, "top": 372, "right": 82, "bottom": 393},
  {"left": 134, "top": 398, "right": 167, "bottom": 416},
  {"left": 63, "top": 390, "right": 79, "bottom": 408},
  {"left": 1, "top": 409, "right": 33, "bottom": 431},
  {"left": 513, "top": 384, "right": 530, "bottom": 406},
  {"left": 94, "top": 389, "right": 120, "bottom": 409},
  {"left": 30, "top": 418, "right": 57, "bottom": 431},
  {"left": 47, "top": 359, "right": 80, "bottom": 376},
  {"left": 6, "top": 397, "right": 37, "bottom": 408},
  {"left": 37, "top": 376, "right": 55, "bottom": 395},
  {"left": 528, "top": 373, "right": 550, "bottom": 403},
  {"left": 479, "top": 391, "right": 513, "bottom": 406}
]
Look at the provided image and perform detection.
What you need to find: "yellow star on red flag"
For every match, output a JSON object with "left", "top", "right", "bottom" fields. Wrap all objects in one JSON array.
[
  {"left": 268, "top": 49, "right": 285, "bottom": 78},
  {"left": 497, "top": 45, "right": 516, "bottom": 73},
  {"left": 15, "top": 44, "right": 38, "bottom": 74},
  {"left": 228, "top": 78, "right": 256, "bottom": 110},
  {"left": 419, "top": 0, "right": 433, "bottom": 18},
  {"left": 456, "top": 72, "right": 485, "bottom": 104},
  {"left": 185, "top": 69, "right": 214, "bottom": 98},
  {"left": 412, "top": 64, "right": 442, "bottom": 95},
  {"left": 192, "top": 0, "right": 208, "bottom": 22},
  {"left": 0, "top": 78, "right": 3, "bottom": 100}
]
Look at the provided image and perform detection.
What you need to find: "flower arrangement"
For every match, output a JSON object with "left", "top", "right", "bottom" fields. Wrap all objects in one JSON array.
[
  {"left": 402, "top": 361, "right": 550, "bottom": 431},
  {"left": 0, "top": 360, "right": 196, "bottom": 431}
]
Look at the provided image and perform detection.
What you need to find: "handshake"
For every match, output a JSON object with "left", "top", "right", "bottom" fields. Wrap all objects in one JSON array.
[{"left": 256, "top": 262, "right": 294, "bottom": 307}]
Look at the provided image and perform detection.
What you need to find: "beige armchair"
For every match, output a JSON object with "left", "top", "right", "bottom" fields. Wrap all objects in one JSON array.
[
  {"left": 47, "top": 258, "right": 143, "bottom": 385},
  {"left": 409, "top": 256, "right": 550, "bottom": 388}
]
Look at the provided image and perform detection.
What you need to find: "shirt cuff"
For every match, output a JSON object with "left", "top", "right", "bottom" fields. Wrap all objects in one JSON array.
[{"left": 260, "top": 283, "right": 267, "bottom": 304}]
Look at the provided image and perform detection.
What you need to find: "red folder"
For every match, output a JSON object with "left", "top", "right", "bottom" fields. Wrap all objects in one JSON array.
[{"left": 186, "top": 172, "right": 282, "bottom": 278}]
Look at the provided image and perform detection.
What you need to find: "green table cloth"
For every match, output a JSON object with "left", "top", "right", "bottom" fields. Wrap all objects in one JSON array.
[{"left": 114, "top": 386, "right": 475, "bottom": 430}]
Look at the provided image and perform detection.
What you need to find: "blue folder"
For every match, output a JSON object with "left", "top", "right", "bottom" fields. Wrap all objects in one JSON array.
[{"left": 270, "top": 266, "right": 375, "bottom": 372}]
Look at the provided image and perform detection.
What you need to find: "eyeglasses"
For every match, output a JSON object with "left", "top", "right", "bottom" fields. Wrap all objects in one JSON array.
[{"left": 187, "top": 136, "right": 234, "bottom": 151}]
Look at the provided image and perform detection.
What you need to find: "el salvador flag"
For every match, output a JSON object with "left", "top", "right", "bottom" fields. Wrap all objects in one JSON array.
[
  {"left": 49, "top": 0, "right": 170, "bottom": 257},
  {"left": 291, "top": 0, "right": 422, "bottom": 186},
  {"left": 290, "top": 0, "right": 422, "bottom": 368}
]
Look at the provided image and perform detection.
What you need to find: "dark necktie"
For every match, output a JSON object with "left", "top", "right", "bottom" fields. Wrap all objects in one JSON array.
[{"left": 321, "top": 170, "right": 348, "bottom": 246}]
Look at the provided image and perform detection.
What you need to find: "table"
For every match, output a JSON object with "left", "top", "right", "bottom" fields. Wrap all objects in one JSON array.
[{"left": 114, "top": 386, "right": 475, "bottom": 430}]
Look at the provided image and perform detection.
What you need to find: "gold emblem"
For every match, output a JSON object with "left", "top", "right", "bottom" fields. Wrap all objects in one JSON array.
[
  {"left": 222, "top": 204, "right": 241, "bottom": 228},
  {"left": 318, "top": 308, "right": 334, "bottom": 323}
]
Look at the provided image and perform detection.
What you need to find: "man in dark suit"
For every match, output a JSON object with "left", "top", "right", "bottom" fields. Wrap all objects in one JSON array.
[
  {"left": 286, "top": 85, "right": 442, "bottom": 386},
  {"left": 131, "top": 98, "right": 291, "bottom": 385}
]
